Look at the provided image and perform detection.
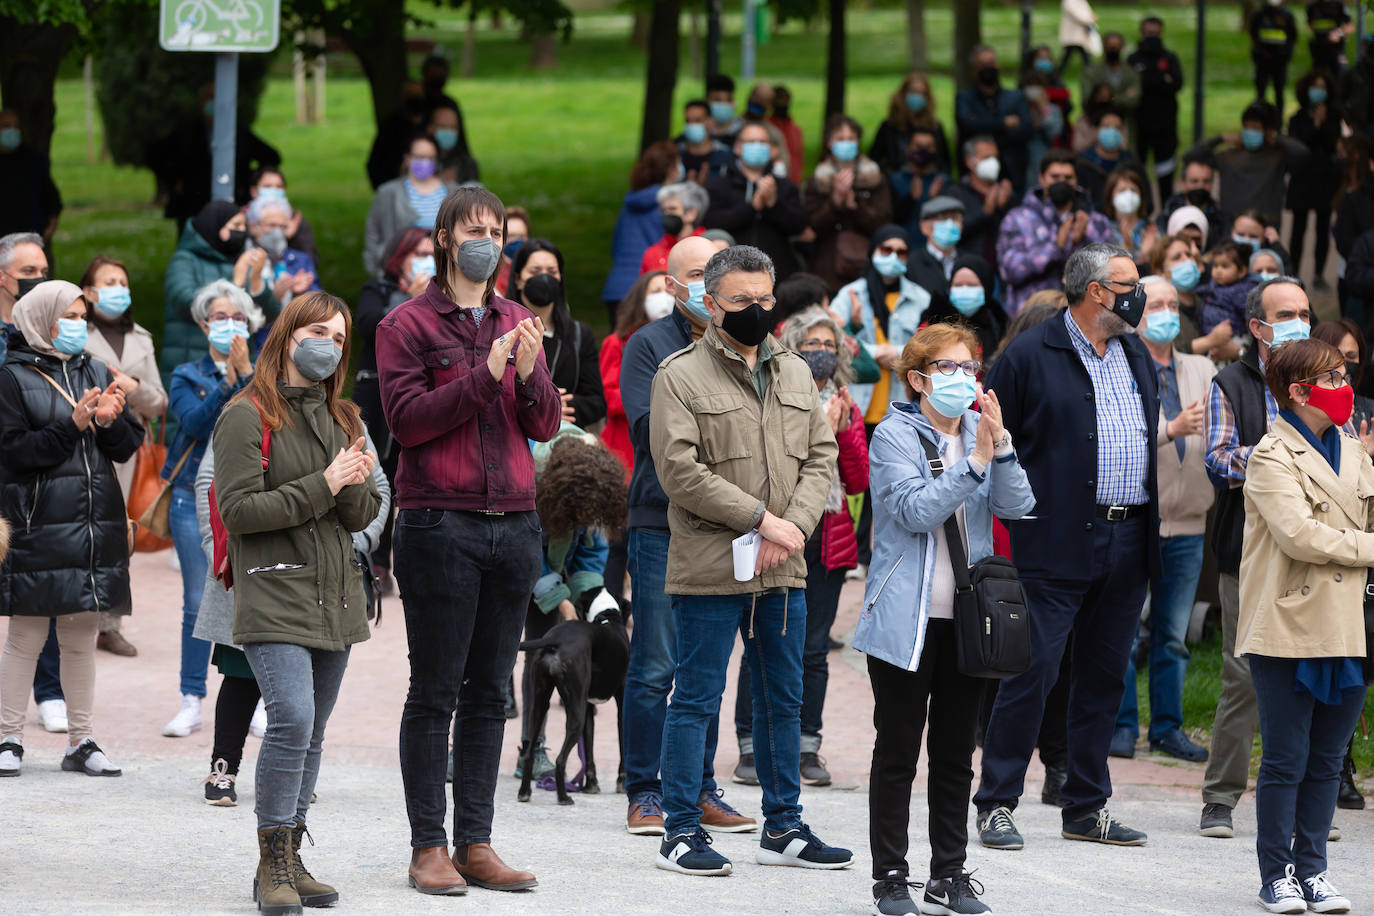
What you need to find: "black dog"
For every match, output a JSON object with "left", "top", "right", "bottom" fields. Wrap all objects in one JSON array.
[{"left": 517, "top": 588, "right": 630, "bottom": 805}]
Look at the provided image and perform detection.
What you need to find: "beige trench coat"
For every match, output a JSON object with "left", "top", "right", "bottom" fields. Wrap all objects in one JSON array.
[{"left": 85, "top": 322, "right": 168, "bottom": 502}]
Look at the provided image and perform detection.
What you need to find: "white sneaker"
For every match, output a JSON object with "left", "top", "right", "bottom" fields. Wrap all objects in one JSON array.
[
  {"left": 249, "top": 699, "right": 267, "bottom": 738},
  {"left": 37, "top": 698, "right": 67, "bottom": 733},
  {"left": 0, "top": 739, "right": 22, "bottom": 776},
  {"left": 161, "top": 694, "right": 202, "bottom": 738}
]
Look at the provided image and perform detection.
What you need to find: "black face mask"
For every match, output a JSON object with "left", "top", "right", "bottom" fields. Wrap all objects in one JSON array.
[
  {"left": 1184, "top": 187, "right": 1213, "bottom": 207},
  {"left": 1107, "top": 281, "right": 1147, "bottom": 328},
  {"left": 977, "top": 66, "right": 1000, "bottom": 87},
  {"left": 15, "top": 275, "right": 45, "bottom": 299},
  {"left": 523, "top": 272, "right": 561, "bottom": 309},
  {"left": 745, "top": 102, "right": 767, "bottom": 119},
  {"left": 661, "top": 213, "right": 685, "bottom": 236},
  {"left": 772, "top": 105, "right": 789, "bottom": 119},
  {"left": 213, "top": 228, "right": 247, "bottom": 259},
  {"left": 1139, "top": 36, "right": 1163, "bottom": 54},
  {"left": 716, "top": 298, "right": 773, "bottom": 347},
  {"left": 909, "top": 149, "right": 936, "bottom": 168},
  {"left": 1047, "top": 181, "right": 1075, "bottom": 208},
  {"left": 1105, "top": 49, "right": 1122, "bottom": 64}
]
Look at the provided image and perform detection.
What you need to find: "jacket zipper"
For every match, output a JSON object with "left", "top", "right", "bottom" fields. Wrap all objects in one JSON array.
[
  {"left": 865, "top": 554, "right": 905, "bottom": 613},
  {"left": 65, "top": 361, "right": 101, "bottom": 613},
  {"left": 25, "top": 479, "right": 39, "bottom": 533}
]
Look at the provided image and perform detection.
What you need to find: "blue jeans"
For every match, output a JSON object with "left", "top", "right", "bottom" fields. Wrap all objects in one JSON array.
[
  {"left": 1250, "top": 654, "right": 1367, "bottom": 885},
  {"left": 244, "top": 642, "right": 351, "bottom": 830},
  {"left": 1117, "top": 533, "right": 1205, "bottom": 740},
  {"left": 622, "top": 527, "right": 718, "bottom": 798},
  {"left": 170, "top": 486, "right": 211, "bottom": 698},
  {"left": 661, "top": 589, "right": 806, "bottom": 836},
  {"left": 32, "top": 619, "right": 62, "bottom": 703}
]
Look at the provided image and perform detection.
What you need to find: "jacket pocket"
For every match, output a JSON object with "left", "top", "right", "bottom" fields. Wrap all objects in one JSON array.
[
  {"left": 691, "top": 392, "right": 753, "bottom": 464},
  {"left": 420, "top": 345, "right": 466, "bottom": 391},
  {"left": 776, "top": 387, "right": 815, "bottom": 460},
  {"left": 863, "top": 553, "right": 905, "bottom": 617},
  {"left": 397, "top": 508, "right": 445, "bottom": 530}
]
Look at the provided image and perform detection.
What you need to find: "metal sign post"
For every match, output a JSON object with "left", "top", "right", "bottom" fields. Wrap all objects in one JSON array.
[{"left": 160, "top": 0, "right": 281, "bottom": 202}]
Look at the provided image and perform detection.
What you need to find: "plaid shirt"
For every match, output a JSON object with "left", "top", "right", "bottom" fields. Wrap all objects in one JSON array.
[{"left": 1063, "top": 309, "right": 1151, "bottom": 506}]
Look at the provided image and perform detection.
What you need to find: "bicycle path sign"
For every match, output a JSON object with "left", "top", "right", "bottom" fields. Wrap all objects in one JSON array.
[{"left": 160, "top": 0, "right": 280, "bottom": 53}]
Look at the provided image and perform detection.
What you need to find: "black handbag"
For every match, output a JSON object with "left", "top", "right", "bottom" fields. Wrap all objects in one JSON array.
[
  {"left": 921, "top": 434, "right": 1031, "bottom": 679},
  {"left": 1362, "top": 570, "right": 1374, "bottom": 682}
]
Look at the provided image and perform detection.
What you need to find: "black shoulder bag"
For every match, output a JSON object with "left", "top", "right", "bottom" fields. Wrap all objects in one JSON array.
[{"left": 920, "top": 434, "right": 1031, "bottom": 679}]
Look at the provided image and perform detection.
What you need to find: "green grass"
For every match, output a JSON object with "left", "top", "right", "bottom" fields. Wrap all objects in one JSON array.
[{"left": 47, "top": 2, "right": 1273, "bottom": 342}]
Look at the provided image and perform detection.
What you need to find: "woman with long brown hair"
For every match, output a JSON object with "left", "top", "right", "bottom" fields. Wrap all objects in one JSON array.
[
  {"left": 869, "top": 73, "right": 952, "bottom": 175},
  {"left": 213, "top": 291, "right": 381, "bottom": 915}
]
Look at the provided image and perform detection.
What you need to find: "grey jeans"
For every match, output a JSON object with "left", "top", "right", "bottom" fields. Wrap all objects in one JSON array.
[
  {"left": 244, "top": 642, "right": 351, "bottom": 830},
  {"left": 1202, "top": 572, "right": 1258, "bottom": 808}
]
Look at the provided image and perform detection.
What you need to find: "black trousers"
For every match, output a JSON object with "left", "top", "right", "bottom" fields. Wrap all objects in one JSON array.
[
  {"left": 868, "top": 620, "right": 982, "bottom": 881},
  {"left": 1253, "top": 57, "right": 1289, "bottom": 113},
  {"left": 1290, "top": 206, "right": 1333, "bottom": 277},
  {"left": 212, "top": 674, "right": 263, "bottom": 775}
]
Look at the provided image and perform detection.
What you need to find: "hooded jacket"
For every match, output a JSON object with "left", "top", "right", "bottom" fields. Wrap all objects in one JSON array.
[{"left": 995, "top": 185, "right": 1116, "bottom": 315}]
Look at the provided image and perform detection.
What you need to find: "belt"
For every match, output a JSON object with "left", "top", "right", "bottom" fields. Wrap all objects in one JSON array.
[
  {"left": 1095, "top": 504, "right": 1148, "bottom": 521},
  {"left": 355, "top": 370, "right": 378, "bottom": 381}
]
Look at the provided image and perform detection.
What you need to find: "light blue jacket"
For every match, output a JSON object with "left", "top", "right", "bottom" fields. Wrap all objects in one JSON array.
[
  {"left": 835, "top": 274, "right": 931, "bottom": 417},
  {"left": 852, "top": 401, "right": 1036, "bottom": 672}
]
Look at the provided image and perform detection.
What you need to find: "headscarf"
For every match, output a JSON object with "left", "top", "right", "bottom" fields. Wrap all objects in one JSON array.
[
  {"left": 951, "top": 253, "right": 995, "bottom": 298},
  {"left": 192, "top": 200, "right": 247, "bottom": 260},
  {"left": 865, "top": 224, "right": 911, "bottom": 337},
  {"left": 1166, "top": 205, "right": 1210, "bottom": 249},
  {"left": 12, "top": 280, "right": 86, "bottom": 361}
]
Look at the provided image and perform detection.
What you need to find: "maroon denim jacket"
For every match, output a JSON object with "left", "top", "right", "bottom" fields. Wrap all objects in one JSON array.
[{"left": 376, "top": 283, "right": 561, "bottom": 511}]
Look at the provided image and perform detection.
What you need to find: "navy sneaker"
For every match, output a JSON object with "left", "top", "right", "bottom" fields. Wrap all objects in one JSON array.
[
  {"left": 871, "top": 871, "right": 922, "bottom": 915},
  {"left": 655, "top": 827, "right": 732, "bottom": 876},
  {"left": 1149, "top": 728, "right": 1208, "bottom": 762},
  {"left": 1258, "top": 864, "right": 1306, "bottom": 914},
  {"left": 1108, "top": 726, "right": 1137, "bottom": 758},
  {"left": 1301, "top": 871, "right": 1351, "bottom": 914},
  {"left": 756, "top": 824, "right": 853, "bottom": 869},
  {"left": 1061, "top": 807, "right": 1146, "bottom": 846},
  {"left": 923, "top": 871, "right": 991, "bottom": 915},
  {"left": 976, "top": 806, "right": 1023, "bottom": 850}
]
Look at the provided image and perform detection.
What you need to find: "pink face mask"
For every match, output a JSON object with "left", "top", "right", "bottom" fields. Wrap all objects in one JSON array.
[{"left": 410, "top": 157, "right": 437, "bottom": 181}]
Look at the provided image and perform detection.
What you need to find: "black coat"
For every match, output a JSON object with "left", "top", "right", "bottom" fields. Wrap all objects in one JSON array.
[
  {"left": 543, "top": 308, "right": 607, "bottom": 430},
  {"left": 0, "top": 341, "right": 143, "bottom": 617},
  {"left": 1286, "top": 107, "right": 1341, "bottom": 208},
  {"left": 703, "top": 163, "right": 809, "bottom": 281},
  {"left": 905, "top": 247, "right": 953, "bottom": 314}
]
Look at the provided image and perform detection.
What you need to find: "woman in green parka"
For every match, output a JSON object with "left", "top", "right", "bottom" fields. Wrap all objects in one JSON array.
[{"left": 212, "top": 291, "right": 380, "bottom": 915}]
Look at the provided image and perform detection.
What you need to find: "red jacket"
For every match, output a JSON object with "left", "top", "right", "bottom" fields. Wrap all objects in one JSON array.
[
  {"left": 375, "top": 283, "right": 562, "bottom": 511},
  {"left": 599, "top": 331, "right": 633, "bottom": 480},
  {"left": 639, "top": 227, "right": 706, "bottom": 276},
  {"left": 769, "top": 114, "right": 805, "bottom": 183},
  {"left": 819, "top": 403, "right": 869, "bottom": 571}
]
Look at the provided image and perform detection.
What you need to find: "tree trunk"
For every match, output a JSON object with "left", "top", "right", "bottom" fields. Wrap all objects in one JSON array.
[
  {"left": 339, "top": 2, "right": 407, "bottom": 128},
  {"left": 689, "top": 6, "right": 702, "bottom": 80},
  {"left": 824, "top": 0, "right": 846, "bottom": 120},
  {"left": 639, "top": 0, "right": 681, "bottom": 154},
  {"left": 630, "top": 9, "right": 651, "bottom": 48},
  {"left": 531, "top": 33, "right": 557, "bottom": 69},
  {"left": 906, "top": 0, "right": 927, "bottom": 72},
  {"left": 462, "top": 6, "right": 477, "bottom": 78},
  {"left": 0, "top": 17, "right": 78, "bottom": 161},
  {"left": 953, "top": 0, "right": 981, "bottom": 93}
]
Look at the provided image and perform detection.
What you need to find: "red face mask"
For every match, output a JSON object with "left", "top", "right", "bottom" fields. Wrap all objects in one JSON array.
[{"left": 1300, "top": 382, "right": 1355, "bottom": 427}]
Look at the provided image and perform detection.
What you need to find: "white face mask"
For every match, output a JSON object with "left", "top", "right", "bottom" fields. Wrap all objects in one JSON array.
[
  {"left": 973, "top": 157, "right": 1001, "bottom": 182},
  {"left": 643, "top": 291, "right": 675, "bottom": 322},
  {"left": 1112, "top": 189, "right": 1141, "bottom": 216}
]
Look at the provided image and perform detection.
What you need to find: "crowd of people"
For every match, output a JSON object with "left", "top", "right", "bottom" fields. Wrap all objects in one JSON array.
[{"left": 0, "top": 11, "right": 1373, "bottom": 916}]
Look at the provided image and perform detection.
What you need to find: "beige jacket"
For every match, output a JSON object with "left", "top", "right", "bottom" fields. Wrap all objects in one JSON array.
[
  {"left": 1154, "top": 351, "right": 1217, "bottom": 537},
  {"left": 1059, "top": 0, "right": 1102, "bottom": 54},
  {"left": 1238, "top": 417, "right": 1374, "bottom": 659},
  {"left": 85, "top": 322, "right": 169, "bottom": 501},
  {"left": 649, "top": 325, "right": 837, "bottom": 595}
]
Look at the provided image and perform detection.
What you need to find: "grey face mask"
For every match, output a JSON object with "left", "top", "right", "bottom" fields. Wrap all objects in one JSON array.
[
  {"left": 455, "top": 237, "right": 501, "bottom": 283},
  {"left": 259, "top": 228, "right": 288, "bottom": 260},
  {"left": 292, "top": 336, "right": 343, "bottom": 382}
]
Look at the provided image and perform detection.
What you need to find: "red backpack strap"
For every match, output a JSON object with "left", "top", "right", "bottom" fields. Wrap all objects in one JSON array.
[{"left": 250, "top": 395, "right": 272, "bottom": 469}]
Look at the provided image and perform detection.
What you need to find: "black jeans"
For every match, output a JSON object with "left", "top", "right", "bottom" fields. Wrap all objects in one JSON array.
[
  {"left": 32, "top": 619, "right": 62, "bottom": 703},
  {"left": 1253, "top": 57, "right": 1289, "bottom": 113},
  {"left": 396, "top": 509, "right": 543, "bottom": 849},
  {"left": 213, "top": 674, "right": 263, "bottom": 775},
  {"left": 868, "top": 620, "right": 982, "bottom": 881}
]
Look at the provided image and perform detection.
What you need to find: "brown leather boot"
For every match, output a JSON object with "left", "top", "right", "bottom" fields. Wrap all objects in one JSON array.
[
  {"left": 407, "top": 846, "right": 467, "bottom": 896},
  {"left": 452, "top": 843, "right": 537, "bottom": 891},
  {"left": 290, "top": 821, "right": 339, "bottom": 907},
  {"left": 254, "top": 826, "right": 302, "bottom": 915}
]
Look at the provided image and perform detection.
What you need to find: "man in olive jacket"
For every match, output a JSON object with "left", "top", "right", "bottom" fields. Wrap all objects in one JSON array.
[{"left": 648, "top": 245, "right": 851, "bottom": 877}]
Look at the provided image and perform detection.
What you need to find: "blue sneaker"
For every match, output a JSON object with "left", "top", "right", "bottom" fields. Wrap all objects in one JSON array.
[
  {"left": 1301, "top": 871, "right": 1351, "bottom": 914},
  {"left": 756, "top": 824, "right": 853, "bottom": 869},
  {"left": 655, "top": 827, "right": 732, "bottom": 876},
  {"left": 1258, "top": 864, "right": 1307, "bottom": 914}
]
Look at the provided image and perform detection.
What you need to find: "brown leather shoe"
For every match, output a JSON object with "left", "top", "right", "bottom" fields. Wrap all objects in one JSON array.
[
  {"left": 407, "top": 846, "right": 467, "bottom": 895},
  {"left": 96, "top": 631, "right": 138, "bottom": 657},
  {"left": 452, "top": 843, "right": 537, "bottom": 891},
  {"left": 698, "top": 788, "right": 758, "bottom": 833}
]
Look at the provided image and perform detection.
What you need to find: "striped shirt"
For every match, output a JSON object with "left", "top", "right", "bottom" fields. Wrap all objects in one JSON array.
[
  {"left": 405, "top": 178, "right": 448, "bottom": 229},
  {"left": 1063, "top": 309, "right": 1150, "bottom": 506}
]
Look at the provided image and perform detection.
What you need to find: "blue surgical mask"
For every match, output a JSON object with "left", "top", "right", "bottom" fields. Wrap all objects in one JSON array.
[
  {"left": 740, "top": 141, "right": 772, "bottom": 169},
  {"left": 830, "top": 139, "right": 859, "bottom": 163},
  {"left": 1260, "top": 318, "right": 1310, "bottom": 348},
  {"left": 683, "top": 122, "right": 708, "bottom": 145},
  {"left": 871, "top": 251, "right": 906, "bottom": 278},
  {"left": 409, "top": 254, "right": 436, "bottom": 279},
  {"left": 949, "top": 285, "right": 985, "bottom": 316},
  {"left": 53, "top": 318, "right": 88, "bottom": 355},
  {"left": 1308, "top": 88, "right": 1328, "bottom": 105},
  {"left": 1170, "top": 260, "right": 1201, "bottom": 292},
  {"left": 709, "top": 101, "right": 735, "bottom": 124},
  {"left": 1097, "top": 125, "right": 1123, "bottom": 152},
  {"left": 905, "top": 92, "right": 927, "bottom": 113},
  {"left": 94, "top": 285, "right": 132, "bottom": 319},
  {"left": 932, "top": 218, "right": 962, "bottom": 249},
  {"left": 1258, "top": 271, "right": 1280, "bottom": 282},
  {"left": 208, "top": 318, "right": 249, "bottom": 354},
  {"left": 257, "top": 186, "right": 286, "bottom": 200},
  {"left": 503, "top": 239, "right": 524, "bottom": 261},
  {"left": 1034, "top": 58, "right": 1056, "bottom": 74},
  {"left": 921, "top": 371, "right": 978, "bottom": 419},
  {"left": 674, "top": 276, "right": 711, "bottom": 322},
  {"left": 1233, "top": 234, "right": 1260, "bottom": 249},
  {"left": 433, "top": 127, "right": 458, "bottom": 151},
  {"left": 1241, "top": 127, "right": 1265, "bottom": 151},
  {"left": 1142, "top": 309, "right": 1181, "bottom": 344},
  {"left": 0, "top": 127, "right": 20, "bottom": 151}
]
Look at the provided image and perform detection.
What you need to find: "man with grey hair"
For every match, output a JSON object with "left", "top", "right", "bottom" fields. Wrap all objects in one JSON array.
[
  {"left": 649, "top": 244, "right": 849, "bottom": 876},
  {"left": 0, "top": 232, "right": 48, "bottom": 347},
  {"left": 975, "top": 242, "right": 1158, "bottom": 850}
]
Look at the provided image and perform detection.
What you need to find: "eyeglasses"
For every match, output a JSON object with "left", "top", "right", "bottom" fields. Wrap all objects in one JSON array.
[
  {"left": 1100, "top": 278, "right": 1143, "bottom": 295},
  {"left": 208, "top": 313, "right": 249, "bottom": 325},
  {"left": 1301, "top": 368, "right": 1352, "bottom": 389},
  {"left": 720, "top": 294, "right": 777, "bottom": 309},
  {"left": 876, "top": 244, "right": 909, "bottom": 259},
  {"left": 926, "top": 359, "right": 981, "bottom": 377},
  {"left": 800, "top": 338, "right": 838, "bottom": 352}
]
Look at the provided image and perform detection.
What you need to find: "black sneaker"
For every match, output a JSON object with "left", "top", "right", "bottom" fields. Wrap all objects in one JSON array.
[
  {"left": 800, "top": 752, "right": 831, "bottom": 786},
  {"left": 923, "top": 871, "right": 991, "bottom": 915},
  {"left": 60, "top": 738, "right": 121, "bottom": 777},
  {"left": 655, "top": 827, "right": 732, "bottom": 876},
  {"left": 203, "top": 758, "right": 237, "bottom": 807},
  {"left": 756, "top": 824, "right": 853, "bottom": 869},
  {"left": 1199, "top": 802, "right": 1234, "bottom": 838},
  {"left": 871, "top": 871, "right": 922, "bottom": 915},
  {"left": 1061, "top": 807, "right": 1146, "bottom": 845},
  {"left": 732, "top": 753, "right": 759, "bottom": 786},
  {"left": 976, "top": 806, "right": 1023, "bottom": 850}
]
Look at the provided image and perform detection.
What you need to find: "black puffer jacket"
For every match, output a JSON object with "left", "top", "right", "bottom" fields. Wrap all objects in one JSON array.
[{"left": 0, "top": 339, "right": 144, "bottom": 616}]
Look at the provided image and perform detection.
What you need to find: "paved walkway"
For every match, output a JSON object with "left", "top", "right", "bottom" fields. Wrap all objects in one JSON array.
[{"left": 3, "top": 552, "right": 1372, "bottom": 914}]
